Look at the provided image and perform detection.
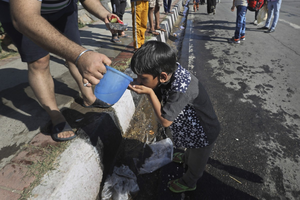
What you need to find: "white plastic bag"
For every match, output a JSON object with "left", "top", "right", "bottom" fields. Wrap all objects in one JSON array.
[
  {"left": 138, "top": 138, "right": 173, "bottom": 174},
  {"left": 257, "top": 5, "right": 268, "bottom": 24},
  {"left": 101, "top": 165, "right": 139, "bottom": 200}
]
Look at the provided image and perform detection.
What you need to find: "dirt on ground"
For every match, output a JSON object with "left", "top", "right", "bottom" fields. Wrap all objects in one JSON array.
[{"left": 0, "top": 34, "right": 18, "bottom": 60}]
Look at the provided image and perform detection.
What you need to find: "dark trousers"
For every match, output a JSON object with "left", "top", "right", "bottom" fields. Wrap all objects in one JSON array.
[
  {"left": 163, "top": 0, "right": 172, "bottom": 13},
  {"left": 182, "top": 141, "right": 216, "bottom": 188},
  {"left": 111, "top": 0, "right": 126, "bottom": 20},
  {"left": 111, "top": 0, "right": 127, "bottom": 36},
  {"left": 207, "top": 0, "right": 216, "bottom": 13}
]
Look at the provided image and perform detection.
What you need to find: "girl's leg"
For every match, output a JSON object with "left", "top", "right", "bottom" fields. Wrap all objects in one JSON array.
[{"left": 182, "top": 142, "right": 216, "bottom": 188}]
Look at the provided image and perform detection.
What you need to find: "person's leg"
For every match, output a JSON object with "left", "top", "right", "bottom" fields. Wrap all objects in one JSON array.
[
  {"left": 207, "top": 0, "right": 210, "bottom": 13},
  {"left": 154, "top": 4, "right": 160, "bottom": 29},
  {"left": 240, "top": 7, "right": 247, "bottom": 37},
  {"left": 265, "top": 2, "right": 274, "bottom": 28},
  {"left": 255, "top": 10, "right": 258, "bottom": 20},
  {"left": 116, "top": 0, "right": 127, "bottom": 37},
  {"left": 154, "top": 0, "right": 165, "bottom": 30},
  {"left": 182, "top": 143, "right": 215, "bottom": 188},
  {"left": 131, "top": 1, "right": 138, "bottom": 49},
  {"left": 28, "top": 56, "right": 74, "bottom": 138},
  {"left": 234, "top": 6, "right": 245, "bottom": 40},
  {"left": 52, "top": 5, "right": 100, "bottom": 106},
  {"left": 67, "top": 61, "right": 97, "bottom": 106},
  {"left": 132, "top": 1, "right": 148, "bottom": 49},
  {"left": 0, "top": 1, "right": 73, "bottom": 139},
  {"left": 270, "top": 0, "right": 282, "bottom": 30},
  {"left": 163, "top": 0, "right": 168, "bottom": 13},
  {"left": 167, "top": 0, "right": 172, "bottom": 12},
  {"left": 148, "top": 7, "right": 155, "bottom": 32},
  {"left": 140, "top": 1, "right": 149, "bottom": 44}
]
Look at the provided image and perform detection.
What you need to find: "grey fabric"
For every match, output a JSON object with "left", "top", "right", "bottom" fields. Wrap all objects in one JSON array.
[{"left": 182, "top": 141, "right": 216, "bottom": 188}]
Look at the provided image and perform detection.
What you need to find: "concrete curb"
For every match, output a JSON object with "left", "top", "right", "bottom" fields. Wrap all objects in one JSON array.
[{"left": 3, "top": 1, "right": 185, "bottom": 199}]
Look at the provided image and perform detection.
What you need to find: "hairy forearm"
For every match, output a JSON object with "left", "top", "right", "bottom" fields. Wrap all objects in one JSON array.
[
  {"left": 148, "top": 91, "right": 173, "bottom": 128},
  {"left": 80, "top": 0, "right": 110, "bottom": 21},
  {"left": 10, "top": 0, "right": 85, "bottom": 63}
]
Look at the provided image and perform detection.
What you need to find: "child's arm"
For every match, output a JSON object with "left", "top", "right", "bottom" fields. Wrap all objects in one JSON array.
[
  {"left": 231, "top": 0, "right": 235, "bottom": 11},
  {"left": 128, "top": 84, "right": 173, "bottom": 127}
]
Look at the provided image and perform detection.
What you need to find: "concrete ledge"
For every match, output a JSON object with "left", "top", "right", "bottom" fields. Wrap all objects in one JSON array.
[{"left": 30, "top": 136, "right": 103, "bottom": 200}]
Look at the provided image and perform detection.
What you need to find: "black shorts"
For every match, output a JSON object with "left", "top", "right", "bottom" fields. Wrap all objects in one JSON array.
[{"left": 0, "top": 1, "right": 81, "bottom": 63}]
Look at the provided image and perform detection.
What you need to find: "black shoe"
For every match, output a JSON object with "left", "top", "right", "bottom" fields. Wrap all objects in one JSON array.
[
  {"left": 259, "top": 26, "right": 269, "bottom": 30},
  {"left": 264, "top": 29, "right": 275, "bottom": 33}
]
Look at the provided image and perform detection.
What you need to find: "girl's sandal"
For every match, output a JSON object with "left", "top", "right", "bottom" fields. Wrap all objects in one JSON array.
[
  {"left": 168, "top": 179, "right": 196, "bottom": 193},
  {"left": 172, "top": 152, "right": 184, "bottom": 163}
]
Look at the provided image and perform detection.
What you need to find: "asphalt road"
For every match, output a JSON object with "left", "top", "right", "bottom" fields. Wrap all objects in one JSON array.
[{"left": 177, "top": 0, "right": 300, "bottom": 199}]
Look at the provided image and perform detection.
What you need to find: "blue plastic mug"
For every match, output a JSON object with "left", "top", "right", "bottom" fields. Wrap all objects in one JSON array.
[{"left": 94, "top": 66, "right": 133, "bottom": 105}]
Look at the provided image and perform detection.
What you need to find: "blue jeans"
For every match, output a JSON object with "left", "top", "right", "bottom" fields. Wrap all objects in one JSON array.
[
  {"left": 234, "top": 5, "right": 247, "bottom": 40},
  {"left": 265, "top": 0, "right": 282, "bottom": 30}
]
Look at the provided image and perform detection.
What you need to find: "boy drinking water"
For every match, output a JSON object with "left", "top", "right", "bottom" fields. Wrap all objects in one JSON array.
[{"left": 129, "top": 41, "right": 220, "bottom": 193}]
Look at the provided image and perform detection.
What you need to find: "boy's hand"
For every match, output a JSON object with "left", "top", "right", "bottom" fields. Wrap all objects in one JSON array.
[{"left": 128, "top": 84, "right": 152, "bottom": 95}]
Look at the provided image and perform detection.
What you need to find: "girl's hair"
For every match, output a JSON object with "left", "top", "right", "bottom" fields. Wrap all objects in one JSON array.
[{"left": 130, "top": 41, "right": 177, "bottom": 78}]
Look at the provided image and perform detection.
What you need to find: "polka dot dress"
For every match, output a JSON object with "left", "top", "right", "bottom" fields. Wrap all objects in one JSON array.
[{"left": 163, "top": 64, "right": 209, "bottom": 148}]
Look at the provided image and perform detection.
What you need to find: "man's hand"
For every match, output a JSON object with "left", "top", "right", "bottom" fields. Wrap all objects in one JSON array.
[
  {"left": 231, "top": 6, "right": 235, "bottom": 12},
  {"left": 76, "top": 51, "right": 112, "bottom": 85},
  {"left": 128, "top": 84, "right": 153, "bottom": 95},
  {"left": 105, "top": 13, "right": 120, "bottom": 34}
]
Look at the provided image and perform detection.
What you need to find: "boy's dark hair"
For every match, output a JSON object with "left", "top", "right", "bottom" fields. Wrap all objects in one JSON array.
[{"left": 130, "top": 41, "right": 177, "bottom": 78}]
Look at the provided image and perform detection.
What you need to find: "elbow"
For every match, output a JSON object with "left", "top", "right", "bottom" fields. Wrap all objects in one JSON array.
[
  {"left": 11, "top": 15, "right": 23, "bottom": 33},
  {"left": 161, "top": 121, "right": 172, "bottom": 128}
]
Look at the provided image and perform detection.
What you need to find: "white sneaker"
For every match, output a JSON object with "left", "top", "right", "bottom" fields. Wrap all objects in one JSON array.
[{"left": 253, "top": 20, "right": 258, "bottom": 25}]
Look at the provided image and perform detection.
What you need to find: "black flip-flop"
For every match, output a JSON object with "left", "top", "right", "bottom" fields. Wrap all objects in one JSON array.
[
  {"left": 111, "top": 37, "right": 121, "bottom": 43},
  {"left": 82, "top": 98, "right": 113, "bottom": 108},
  {"left": 118, "top": 34, "right": 132, "bottom": 38},
  {"left": 51, "top": 122, "right": 76, "bottom": 142}
]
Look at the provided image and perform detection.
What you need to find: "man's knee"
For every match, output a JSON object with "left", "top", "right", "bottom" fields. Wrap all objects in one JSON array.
[{"left": 28, "top": 54, "right": 51, "bottom": 71}]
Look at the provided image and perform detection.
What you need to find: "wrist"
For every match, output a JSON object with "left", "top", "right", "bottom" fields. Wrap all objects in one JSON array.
[{"left": 75, "top": 49, "right": 93, "bottom": 66}]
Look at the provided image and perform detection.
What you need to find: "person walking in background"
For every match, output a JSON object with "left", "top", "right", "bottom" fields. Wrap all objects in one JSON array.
[
  {"left": 259, "top": 0, "right": 282, "bottom": 33},
  {"left": 148, "top": 0, "right": 166, "bottom": 36},
  {"left": 193, "top": 0, "right": 200, "bottom": 12},
  {"left": 129, "top": 41, "right": 220, "bottom": 193},
  {"left": 110, "top": 0, "right": 131, "bottom": 43},
  {"left": 251, "top": 10, "right": 259, "bottom": 25},
  {"left": 163, "top": 0, "right": 172, "bottom": 14},
  {"left": 207, "top": 0, "right": 216, "bottom": 14},
  {"left": 131, "top": 0, "right": 149, "bottom": 51},
  {"left": 228, "top": 0, "right": 248, "bottom": 44},
  {"left": 0, "top": 0, "right": 117, "bottom": 142}
]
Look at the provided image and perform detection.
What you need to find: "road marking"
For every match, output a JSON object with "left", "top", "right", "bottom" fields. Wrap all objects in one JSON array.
[{"left": 279, "top": 19, "right": 300, "bottom": 29}]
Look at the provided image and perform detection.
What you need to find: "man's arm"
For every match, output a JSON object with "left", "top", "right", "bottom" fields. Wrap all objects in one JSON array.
[
  {"left": 80, "top": 0, "right": 119, "bottom": 32},
  {"left": 10, "top": 0, "right": 111, "bottom": 85}
]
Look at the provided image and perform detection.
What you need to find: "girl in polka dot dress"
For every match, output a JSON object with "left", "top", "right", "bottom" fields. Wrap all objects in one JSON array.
[{"left": 129, "top": 41, "right": 220, "bottom": 193}]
